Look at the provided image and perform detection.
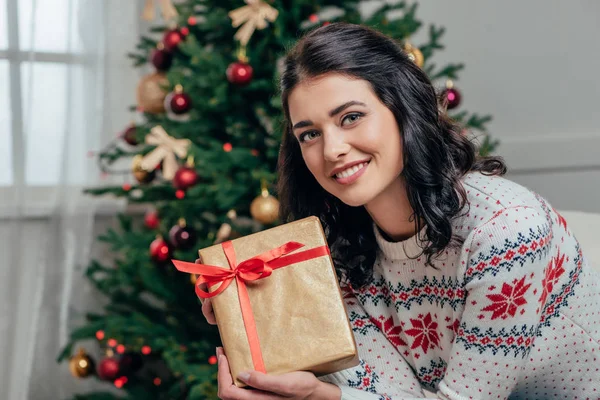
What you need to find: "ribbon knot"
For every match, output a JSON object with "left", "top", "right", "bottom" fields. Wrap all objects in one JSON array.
[{"left": 235, "top": 258, "right": 273, "bottom": 282}]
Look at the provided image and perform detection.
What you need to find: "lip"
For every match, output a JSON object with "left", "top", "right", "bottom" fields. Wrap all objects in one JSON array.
[
  {"left": 329, "top": 159, "right": 371, "bottom": 178},
  {"left": 331, "top": 160, "right": 370, "bottom": 185}
]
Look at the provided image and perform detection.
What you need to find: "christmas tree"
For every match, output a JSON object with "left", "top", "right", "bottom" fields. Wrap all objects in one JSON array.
[{"left": 58, "top": 0, "right": 498, "bottom": 398}]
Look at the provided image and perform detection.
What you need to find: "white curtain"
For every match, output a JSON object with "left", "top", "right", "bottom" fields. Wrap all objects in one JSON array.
[{"left": 0, "top": 0, "right": 143, "bottom": 398}]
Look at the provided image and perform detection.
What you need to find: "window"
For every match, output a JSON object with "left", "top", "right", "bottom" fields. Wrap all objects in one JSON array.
[
  {"left": 0, "top": 0, "right": 85, "bottom": 187},
  {"left": 0, "top": 0, "right": 114, "bottom": 218}
]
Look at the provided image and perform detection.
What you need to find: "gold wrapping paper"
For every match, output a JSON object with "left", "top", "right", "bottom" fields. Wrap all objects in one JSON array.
[{"left": 200, "top": 216, "right": 358, "bottom": 387}]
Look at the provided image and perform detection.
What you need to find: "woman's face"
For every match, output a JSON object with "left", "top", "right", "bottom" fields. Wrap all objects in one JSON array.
[{"left": 287, "top": 73, "right": 404, "bottom": 207}]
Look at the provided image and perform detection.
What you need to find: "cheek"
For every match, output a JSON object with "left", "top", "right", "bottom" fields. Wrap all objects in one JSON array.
[
  {"left": 387, "top": 136, "right": 404, "bottom": 175},
  {"left": 370, "top": 115, "right": 403, "bottom": 164},
  {"left": 381, "top": 134, "right": 403, "bottom": 170},
  {"left": 301, "top": 147, "right": 324, "bottom": 177}
]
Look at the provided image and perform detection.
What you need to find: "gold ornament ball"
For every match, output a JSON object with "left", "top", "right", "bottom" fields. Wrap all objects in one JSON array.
[
  {"left": 136, "top": 72, "right": 169, "bottom": 114},
  {"left": 69, "top": 348, "right": 95, "bottom": 378},
  {"left": 404, "top": 44, "right": 424, "bottom": 68},
  {"left": 131, "top": 154, "right": 155, "bottom": 184},
  {"left": 250, "top": 194, "right": 280, "bottom": 224}
]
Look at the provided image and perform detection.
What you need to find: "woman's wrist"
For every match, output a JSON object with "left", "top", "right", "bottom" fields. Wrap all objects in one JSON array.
[{"left": 311, "top": 380, "right": 342, "bottom": 400}]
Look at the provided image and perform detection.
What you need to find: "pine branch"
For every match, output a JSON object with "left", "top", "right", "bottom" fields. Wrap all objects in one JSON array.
[
  {"left": 465, "top": 113, "right": 493, "bottom": 130},
  {"left": 429, "top": 63, "right": 465, "bottom": 81},
  {"left": 420, "top": 24, "right": 446, "bottom": 60}
]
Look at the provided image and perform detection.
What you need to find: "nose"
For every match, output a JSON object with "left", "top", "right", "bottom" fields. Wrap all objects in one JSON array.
[{"left": 322, "top": 129, "right": 350, "bottom": 162}]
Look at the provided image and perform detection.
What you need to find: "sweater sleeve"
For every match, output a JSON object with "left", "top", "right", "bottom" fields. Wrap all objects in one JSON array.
[
  {"left": 435, "top": 206, "right": 552, "bottom": 399},
  {"left": 319, "top": 291, "right": 426, "bottom": 400}
]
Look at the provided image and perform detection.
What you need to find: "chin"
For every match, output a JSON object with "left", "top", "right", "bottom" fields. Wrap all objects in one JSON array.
[{"left": 331, "top": 190, "right": 374, "bottom": 208}]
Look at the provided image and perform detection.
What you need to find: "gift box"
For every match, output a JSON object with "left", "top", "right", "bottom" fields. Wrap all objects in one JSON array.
[{"left": 172, "top": 216, "right": 359, "bottom": 387}]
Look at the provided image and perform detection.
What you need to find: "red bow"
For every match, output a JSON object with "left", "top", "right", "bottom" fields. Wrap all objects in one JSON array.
[{"left": 174, "top": 241, "right": 304, "bottom": 299}]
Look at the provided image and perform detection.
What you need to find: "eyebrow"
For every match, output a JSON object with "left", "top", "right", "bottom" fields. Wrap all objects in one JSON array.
[{"left": 292, "top": 100, "right": 367, "bottom": 130}]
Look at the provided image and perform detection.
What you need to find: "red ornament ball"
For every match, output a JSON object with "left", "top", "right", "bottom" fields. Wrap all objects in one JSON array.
[
  {"left": 98, "top": 357, "right": 121, "bottom": 381},
  {"left": 163, "top": 29, "right": 185, "bottom": 51},
  {"left": 150, "top": 238, "right": 172, "bottom": 263},
  {"left": 122, "top": 125, "right": 138, "bottom": 146},
  {"left": 208, "top": 355, "right": 217, "bottom": 365},
  {"left": 151, "top": 48, "right": 173, "bottom": 71},
  {"left": 169, "top": 92, "right": 192, "bottom": 114},
  {"left": 169, "top": 224, "right": 197, "bottom": 250},
  {"left": 443, "top": 87, "right": 461, "bottom": 110},
  {"left": 144, "top": 210, "right": 160, "bottom": 229},
  {"left": 226, "top": 61, "right": 253, "bottom": 86},
  {"left": 173, "top": 166, "right": 198, "bottom": 190}
]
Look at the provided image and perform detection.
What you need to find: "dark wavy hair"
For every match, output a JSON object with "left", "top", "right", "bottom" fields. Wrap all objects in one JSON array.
[{"left": 277, "top": 23, "right": 506, "bottom": 289}]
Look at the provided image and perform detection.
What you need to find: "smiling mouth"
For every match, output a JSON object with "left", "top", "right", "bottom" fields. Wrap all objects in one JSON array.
[
  {"left": 333, "top": 161, "right": 368, "bottom": 179},
  {"left": 332, "top": 160, "right": 370, "bottom": 184}
]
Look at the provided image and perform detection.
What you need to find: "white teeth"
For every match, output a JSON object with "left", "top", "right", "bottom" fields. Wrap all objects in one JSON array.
[{"left": 335, "top": 162, "right": 368, "bottom": 179}]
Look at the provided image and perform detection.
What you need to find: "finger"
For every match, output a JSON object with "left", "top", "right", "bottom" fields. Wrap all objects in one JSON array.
[
  {"left": 217, "top": 351, "right": 233, "bottom": 386},
  {"left": 236, "top": 371, "right": 294, "bottom": 396},
  {"left": 217, "top": 352, "right": 282, "bottom": 400},
  {"left": 202, "top": 297, "right": 217, "bottom": 325},
  {"left": 217, "top": 350, "right": 233, "bottom": 399}
]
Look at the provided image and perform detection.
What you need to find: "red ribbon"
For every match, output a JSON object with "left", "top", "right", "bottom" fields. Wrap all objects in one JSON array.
[{"left": 172, "top": 240, "right": 330, "bottom": 373}]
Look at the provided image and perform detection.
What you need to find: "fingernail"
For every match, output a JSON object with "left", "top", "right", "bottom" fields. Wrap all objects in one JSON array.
[
  {"left": 237, "top": 372, "right": 251, "bottom": 382},
  {"left": 218, "top": 355, "right": 223, "bottom": 365}
]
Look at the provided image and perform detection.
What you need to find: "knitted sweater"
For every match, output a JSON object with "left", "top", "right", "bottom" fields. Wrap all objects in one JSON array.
[{"left": 320, "top": 173, "right": 600, "bottom": 400}]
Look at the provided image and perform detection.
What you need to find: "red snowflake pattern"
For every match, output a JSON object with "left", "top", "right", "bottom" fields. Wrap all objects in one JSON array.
[
  {"left": 553, "top": 207, "right": 568, "bottom": 231},
  {"left": 369, "top": 316, "right": 407, "bottom": 348},
  {"left": 446, "top": 318, "right": 460, "bottom": 335},
  {"left": 481, "top": 276, "right": 531, "bottom": 320},
  {"left": 404, "top": 313, "right": 440, "bottom": 354},
  {"left": 539, "top": 250, "right": 566, "bottom": 306}
]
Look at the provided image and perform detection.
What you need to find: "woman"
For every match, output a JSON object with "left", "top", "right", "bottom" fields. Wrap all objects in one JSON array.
[{"left": 206, "top": 23, "right": 600, "bottom": 399}]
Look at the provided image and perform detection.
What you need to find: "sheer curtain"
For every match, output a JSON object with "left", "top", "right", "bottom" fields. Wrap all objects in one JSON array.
[{"left": 0, "top": 0, "right": 142, "bottom": 398}]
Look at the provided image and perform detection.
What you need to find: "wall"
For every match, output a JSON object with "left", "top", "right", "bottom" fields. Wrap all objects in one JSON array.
[{"left": 364, "top": 0, "right": 600, "bottom": 211}]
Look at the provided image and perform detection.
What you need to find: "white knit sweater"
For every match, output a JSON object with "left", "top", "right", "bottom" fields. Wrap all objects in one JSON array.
[{"left": 320, "top": 173, "right": 600, "bottom": 400}]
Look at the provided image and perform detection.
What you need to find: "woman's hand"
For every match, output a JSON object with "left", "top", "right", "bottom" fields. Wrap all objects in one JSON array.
[
  {"left": 195, "top": 257, "right": 216, "bottom": 325},
  {"left": 216, "top": 347, "right": 340, "bottom": 400}
]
